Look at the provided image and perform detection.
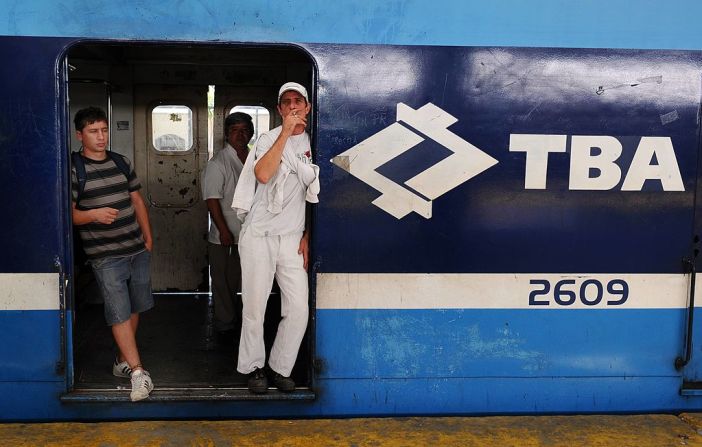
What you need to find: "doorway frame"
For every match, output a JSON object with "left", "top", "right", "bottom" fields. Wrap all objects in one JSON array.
[{"left": 62, "top": 39, "right": 319, "bottom": 401}]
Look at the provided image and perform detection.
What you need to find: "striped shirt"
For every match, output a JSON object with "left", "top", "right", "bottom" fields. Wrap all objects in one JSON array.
[{"left": 71, "top": 153, "right": 145, "bottom": 260}]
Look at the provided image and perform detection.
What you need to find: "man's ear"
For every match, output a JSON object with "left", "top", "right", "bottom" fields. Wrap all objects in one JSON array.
[{"left": 76, "top": 130, "right": 83, "bottom": 142}]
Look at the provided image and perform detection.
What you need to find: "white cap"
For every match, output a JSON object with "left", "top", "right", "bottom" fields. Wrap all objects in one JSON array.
[{"left": 278, "top": 82, "right": 309, "bottom": 103}]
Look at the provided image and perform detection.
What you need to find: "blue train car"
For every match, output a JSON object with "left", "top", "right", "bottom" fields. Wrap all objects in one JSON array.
[{"left": 3, "top": 0, "right": 702, "bottom": 420}]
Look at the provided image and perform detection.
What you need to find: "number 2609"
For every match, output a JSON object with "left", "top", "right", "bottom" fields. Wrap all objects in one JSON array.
[{"left": 528, "top": 279, "right": 628, "bottom": 306}]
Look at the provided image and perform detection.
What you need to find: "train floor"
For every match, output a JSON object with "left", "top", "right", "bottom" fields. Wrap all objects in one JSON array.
[
  {"left": 73, "top": 293, "right": 246, "bottom": 389},
  {"left": 72, "top": 292, "right": 309, "bottom": 393},
  {"left": 3, "top": 413, "right": 702, "bottom": 446}
]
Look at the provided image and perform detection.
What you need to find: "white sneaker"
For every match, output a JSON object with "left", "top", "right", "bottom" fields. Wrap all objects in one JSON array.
[
  {"left": 130, "top": 369, "right": 154, "bottom": 402},
  {"left": 112, "top": 359, "right": 132, "bottom": 378}
]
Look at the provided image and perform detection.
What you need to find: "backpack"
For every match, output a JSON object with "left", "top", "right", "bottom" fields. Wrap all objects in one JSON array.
[{"left": 72, "top": 151, "right": 131, "bottom": 203}]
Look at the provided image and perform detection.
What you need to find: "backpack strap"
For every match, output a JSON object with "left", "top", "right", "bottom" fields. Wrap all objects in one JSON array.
[
  {"left": 72, "top": 151, "right": 132, "bottom": 205},
  {"left": 71, "top": 151, "right": 87, "bottom": 204},
  {"left": 106, "top": 151, "right": 132, "bottom": 181}
]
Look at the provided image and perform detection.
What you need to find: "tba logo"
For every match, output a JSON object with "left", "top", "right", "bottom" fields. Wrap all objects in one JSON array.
[{"left": 331, "top": 103, "right": 498, "bottom": 219}]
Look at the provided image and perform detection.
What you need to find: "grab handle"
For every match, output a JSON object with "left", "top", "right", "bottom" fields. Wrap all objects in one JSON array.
[{"left": 675, "top": 257, "right": 697, "bottom": 370}]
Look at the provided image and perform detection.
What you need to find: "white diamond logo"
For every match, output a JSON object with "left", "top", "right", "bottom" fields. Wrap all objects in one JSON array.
[{"left": 331, "top": 102, "right": 499, "bottom": 219}]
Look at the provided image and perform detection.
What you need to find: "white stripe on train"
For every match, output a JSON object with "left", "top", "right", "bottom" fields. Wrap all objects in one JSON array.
[
  {"left": 0, "top": 273, "right": 59, "bottom": 310},
  {"left": 317, "top": 273, "right": 695, "bottom": 309},
  {"left": 0, "top": 272, "right": 696, "bottom": 311}
]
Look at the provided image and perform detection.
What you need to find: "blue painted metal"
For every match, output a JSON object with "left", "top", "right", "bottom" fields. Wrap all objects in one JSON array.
[
  {"left": 0, "top": 311, "right": 63, "bottom": 381},
  {"left": 0, "top": 37, "right": 72, "bottom": 273},
  {"left": 2, "top": 1, "right": 702, "bottom": 50},
  {"left": 311, "top": 376, "right": 694, "bottom": 415},
  {"left": 0, "top": 37, "right": 71, "bottom": 401},
  {"left": 311, "top": 44, "right": 700, "bottom": 274},
  {"left": 683, "top": 90, "right": 702, "bottom": 382},
  {"left": 316, "top": 309, "right": 684, "bottom": 379},
  {"left": 1, "top": 33, "right": 702, "bottom": 419},
  {"left": 680, "top": 303, "right": 702, "bottom": 382}
]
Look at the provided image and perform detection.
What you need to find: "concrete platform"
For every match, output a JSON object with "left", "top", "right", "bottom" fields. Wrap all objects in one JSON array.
[{"left": 4, "top": 414, "right": 702, "bottom": 446}]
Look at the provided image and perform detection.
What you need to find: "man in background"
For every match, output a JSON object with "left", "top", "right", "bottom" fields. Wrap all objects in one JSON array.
[{"left": 203, "top": 112, "right": 254, "bottom": 345}]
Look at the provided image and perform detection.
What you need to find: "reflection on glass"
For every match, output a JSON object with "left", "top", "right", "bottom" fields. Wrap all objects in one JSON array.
[{"left": 152, "top": 105, "right": 193, "bottom": 151}]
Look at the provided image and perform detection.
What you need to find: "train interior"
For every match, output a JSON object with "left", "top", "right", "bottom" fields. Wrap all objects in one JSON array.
[{"left": 66, "top": 42, "right": 315, "bottom": 400}]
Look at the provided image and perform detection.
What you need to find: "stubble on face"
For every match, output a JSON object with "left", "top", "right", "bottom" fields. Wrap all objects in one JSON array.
[
  {"left": 278, "top": 91, "right": 310, "bottom": 135},
  {"left": 77, "top": 120, "right": 109, "bottom": 159}
]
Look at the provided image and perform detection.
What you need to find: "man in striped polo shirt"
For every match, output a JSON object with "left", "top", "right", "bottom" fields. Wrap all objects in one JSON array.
[{"left": 71, "top": 107, "right": 155, "bottom": 402}]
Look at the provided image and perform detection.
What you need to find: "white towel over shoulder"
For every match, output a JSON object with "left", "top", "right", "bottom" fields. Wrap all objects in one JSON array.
[
  {"left": 231, "top": 147, "right": 258, "bottom": 222},
  {"left": 281, "top": 145, "right": 320, "bottom": 204},
  {"left": 231, "top": 131, "right": 320, "bottom": 222}
]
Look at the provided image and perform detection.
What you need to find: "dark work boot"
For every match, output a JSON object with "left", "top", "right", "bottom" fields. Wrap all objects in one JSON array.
[
  {"left": 247, "top": 367, "right": 268, "bottom": 394},
  {"left": 270, "top": 370, "right": 295, "bottom": 392}
]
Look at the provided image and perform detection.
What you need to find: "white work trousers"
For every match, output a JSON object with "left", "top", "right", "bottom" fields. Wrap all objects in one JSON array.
[{"left": 237, "top": 229, "right": 309, "bottom": 377}]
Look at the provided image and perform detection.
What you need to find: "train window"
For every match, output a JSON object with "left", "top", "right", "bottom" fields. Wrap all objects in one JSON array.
[
  {"left": 152, "top": 105, "right": 193, "bottom": 151},
  {"left": 229, "top": 105, "right": 270, "bottom": 146}
]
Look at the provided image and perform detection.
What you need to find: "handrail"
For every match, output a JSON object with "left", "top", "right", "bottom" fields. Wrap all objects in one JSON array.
[{"left": 675, "top": 257, "right": 697, "bottom": 370}]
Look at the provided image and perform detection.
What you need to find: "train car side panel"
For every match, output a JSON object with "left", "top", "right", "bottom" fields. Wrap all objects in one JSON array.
[
  {"left": 312, "top": 45, "right": 700, "bottom": 274},
  {"left": 309, "top": 44, "right": 701, "bottom": 413},
  {"left": 0, "top": 38, "right": 74, "bottom": 394}
]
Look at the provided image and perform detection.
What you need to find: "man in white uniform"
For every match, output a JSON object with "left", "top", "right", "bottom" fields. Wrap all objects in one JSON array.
[
  {"left": 202, "top": 112, "right": 253, "bottom": 345},
  {"left": 233, "top": 82, "right": 319, "bottom": 393}
]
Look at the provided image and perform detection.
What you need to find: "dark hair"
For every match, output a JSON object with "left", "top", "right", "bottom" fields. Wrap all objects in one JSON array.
[
  {"left": 74, "top": 107, "right": 108, "bottom": 131},
  {"left": 224, "top": 112, "right": 254, "bottom": 138}
]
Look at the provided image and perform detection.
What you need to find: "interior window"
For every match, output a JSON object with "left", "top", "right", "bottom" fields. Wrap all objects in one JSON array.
[{"left": 152, "top": 105, "right": 193, "bottom": 151}]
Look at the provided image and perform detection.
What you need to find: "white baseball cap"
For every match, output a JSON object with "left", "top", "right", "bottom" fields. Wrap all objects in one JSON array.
[{"left": 278, "top": 82, "right": 309, "bottom": 103}]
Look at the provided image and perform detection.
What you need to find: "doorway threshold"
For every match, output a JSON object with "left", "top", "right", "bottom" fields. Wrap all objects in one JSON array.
[{"left": 61, "top": 386, "right": 315, "bottom": 402}]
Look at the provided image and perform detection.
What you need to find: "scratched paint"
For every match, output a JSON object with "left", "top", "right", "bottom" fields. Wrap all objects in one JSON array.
[
  {"left": 317, "top": 308, "right": 678, "bottom": 380},
  {"left": 0, "top": 274, "right": 58, "bottom": 310},
  {"left": 344, "top": 311, "right": 547, "bottom": 378}
]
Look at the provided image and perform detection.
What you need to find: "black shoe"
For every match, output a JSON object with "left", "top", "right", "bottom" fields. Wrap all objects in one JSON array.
[
  {"left": 247, "top": 367, "right": 268, "bottom": 394},
  {"left": 271, "top": 371, "right": 295, "bottom": 392}
]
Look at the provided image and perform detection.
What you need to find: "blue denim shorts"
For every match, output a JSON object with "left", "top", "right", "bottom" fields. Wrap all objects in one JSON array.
[{"left": 91, "top": 250, "right": 154, "bottom": 325}]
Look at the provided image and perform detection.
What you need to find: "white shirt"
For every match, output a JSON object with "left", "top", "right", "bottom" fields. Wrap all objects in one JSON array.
[
  {"left": 202, "top": 144, "right": 245, "bottom": 244},
  {"left": 245, "top": 126, "right": 313, "bottom": 237}
]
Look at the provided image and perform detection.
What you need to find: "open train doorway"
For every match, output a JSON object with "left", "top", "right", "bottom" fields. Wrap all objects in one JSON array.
[{"left": 65, "top": 42, "right": 316, "bottom": 400}]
